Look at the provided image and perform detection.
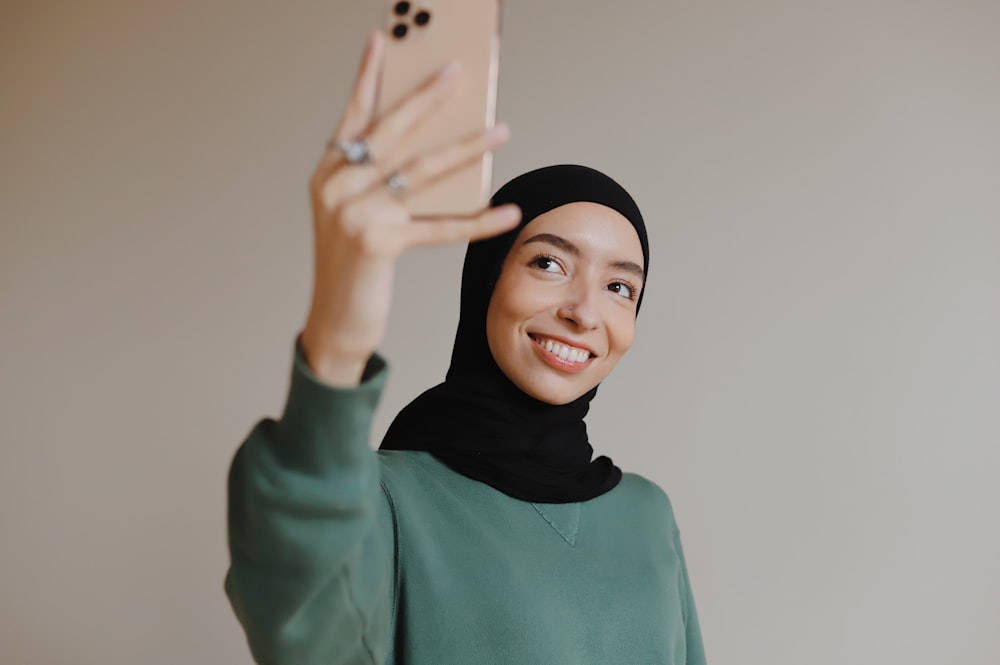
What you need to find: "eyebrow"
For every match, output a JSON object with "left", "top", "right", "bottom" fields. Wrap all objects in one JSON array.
[{"left": 522, "top": 233, "right": 645, "bottom": 281}]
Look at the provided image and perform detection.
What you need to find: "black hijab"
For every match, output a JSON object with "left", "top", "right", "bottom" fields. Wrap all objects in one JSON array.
[{"left": 380, "top": 165, "right": 649, "bottom": 503}]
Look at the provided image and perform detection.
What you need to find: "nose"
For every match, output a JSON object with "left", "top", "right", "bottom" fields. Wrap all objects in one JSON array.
[{"left": 557, "top": 283, "right": 600, "bottom": 331}]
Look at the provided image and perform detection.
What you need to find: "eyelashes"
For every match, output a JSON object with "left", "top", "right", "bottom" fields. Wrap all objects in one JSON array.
[
  {"left": 527, "top": 253, "right": 639, "bottom": 302},
  {"left": 529, "top": 254, "right": 562, "bottom": 273},
  {"left": 608, "top": 281, "right": 638, "bottom": 301}
]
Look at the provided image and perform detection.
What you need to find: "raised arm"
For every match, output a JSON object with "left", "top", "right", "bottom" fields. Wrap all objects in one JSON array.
[
  {"left": 224, "top": 29, "right": 520, "bottom": 664},
  {"left": 226, "top": 345, "right": 394, "bottom": 664}
]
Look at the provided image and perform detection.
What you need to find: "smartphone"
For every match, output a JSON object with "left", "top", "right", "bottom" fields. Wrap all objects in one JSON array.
[{"left": 376, "top": 0, "right": 501, "bottom": 218}]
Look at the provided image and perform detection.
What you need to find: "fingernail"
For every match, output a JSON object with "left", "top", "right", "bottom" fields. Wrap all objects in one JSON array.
[
  {"left": 484, "top": 123, "right": 510, "bottom": 140},
  {"left": 499, "top": 204, "right": 521, "bottom": 222},
  {"left": 439, "top": 61, "right": 462, "bottom": 79}
]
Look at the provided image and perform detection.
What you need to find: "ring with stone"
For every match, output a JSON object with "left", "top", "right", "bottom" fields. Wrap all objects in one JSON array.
[
  {"left": 384, "top": 170, "right": 409, "bottom": 196},
  {"left": 327, "top": 137, "right": 373, "bottom": 165}
]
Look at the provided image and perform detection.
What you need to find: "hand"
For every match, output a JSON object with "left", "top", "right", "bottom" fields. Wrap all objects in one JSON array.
[{"left": 300, "top": 31, "right": 521, "bottom": 386}]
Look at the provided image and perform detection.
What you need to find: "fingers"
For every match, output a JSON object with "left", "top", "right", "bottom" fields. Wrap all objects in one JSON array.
[
  {"left": 356, "top": 123, "right": 511, "bottom": 240},
  {"left": 313, "top": 31, "right": 385, "bottom": 181},
  {"left": 314, "top": 43, "right": 463, "bottom": 205},
  {"left": 403, "top": 204, "right": 522, "bottom": 247},
  {"left": 397, "top": 123, "right": 510, "bottom": 194},
  {"left": 319, "top": 114, "right": 507, "bottom": 214},
  {"left": 335, "top": 30, "right": 385, "bottom": 143},
  {"left": 363, "top": 61, "right": 464, "bottom": 169}
]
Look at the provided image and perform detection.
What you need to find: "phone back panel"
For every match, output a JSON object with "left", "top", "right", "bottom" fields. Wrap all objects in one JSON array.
[{"left": 376, "top": 0, "right": 501, "bottom": 217}]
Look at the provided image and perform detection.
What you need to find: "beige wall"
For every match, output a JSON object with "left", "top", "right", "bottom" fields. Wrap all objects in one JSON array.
[{"left": 3, "top": 1, "right": 999, "bottom": 663}]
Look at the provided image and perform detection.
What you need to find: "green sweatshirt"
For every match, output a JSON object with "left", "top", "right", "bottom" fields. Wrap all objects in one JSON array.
[{"left": 226, "top": 345, "right": 707, "bottom": 665}]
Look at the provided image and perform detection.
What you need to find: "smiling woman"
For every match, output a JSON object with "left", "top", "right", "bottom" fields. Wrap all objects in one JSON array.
[
  {"left": 225, "top": 30, "right": 705, "bottom": 665},
  {"left": 380, "top": 166, "right": 652, "bottom": 503},
  {"left": 488, "top": 201, "right": 645, "bottom": 404}
]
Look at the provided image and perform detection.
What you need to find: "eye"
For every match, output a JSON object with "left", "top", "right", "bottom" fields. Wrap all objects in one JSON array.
[
  {"left": 529, "top": 255, "right": 564, "bottom": 274},
  {"left": 608, "top": 281, "right": 637, "bottom": 300}
]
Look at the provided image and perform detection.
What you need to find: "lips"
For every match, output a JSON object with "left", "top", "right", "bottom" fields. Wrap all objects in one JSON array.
[
  {"left": 528, "top": 333, "right": 598, "bottom": 374},
  {"left": 529, "top": 333, "right": 594, "bottom": 361}
]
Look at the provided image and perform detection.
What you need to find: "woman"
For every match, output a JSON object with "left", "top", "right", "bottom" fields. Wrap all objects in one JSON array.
[{"left": 226, "top": 31, "right": 706, "bottom": 665}]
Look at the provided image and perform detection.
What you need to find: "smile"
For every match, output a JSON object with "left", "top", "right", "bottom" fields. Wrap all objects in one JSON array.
[{"left": 528, "top": 334, "right": 596, "bottom": 373}]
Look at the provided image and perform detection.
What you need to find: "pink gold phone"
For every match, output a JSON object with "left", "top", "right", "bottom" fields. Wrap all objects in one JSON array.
[{"left": 376, "top": 0, "right": 502, "bottom": 218}]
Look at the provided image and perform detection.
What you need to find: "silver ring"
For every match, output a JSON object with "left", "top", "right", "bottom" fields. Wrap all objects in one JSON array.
[
  {"left": 384, "top": 171, "right": 409, "bottom": 196},
  {"left": 327, "top": 138, "right": 373, "bottom": 165}
]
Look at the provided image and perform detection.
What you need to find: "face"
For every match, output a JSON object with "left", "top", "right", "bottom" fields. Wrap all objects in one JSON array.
[{"left": 486, "top": 201, "right": 645, "bottom": 405}]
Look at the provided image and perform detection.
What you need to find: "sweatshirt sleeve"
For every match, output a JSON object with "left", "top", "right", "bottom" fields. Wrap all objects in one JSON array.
[
  {"left": 673, "top": 526, "right": 707, "bottom": 665},
  {"left": 224, "top": 340, "right": 397, "bottom": 665}
]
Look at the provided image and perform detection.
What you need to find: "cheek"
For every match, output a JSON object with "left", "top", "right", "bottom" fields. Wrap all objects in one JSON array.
[
  {"left": 488, "top": 274, "right": 536, "bottom": 332},
  {"left": 485, "top": 280, "right": 525, "bottom": 360},
  {"left": 606, "top": 309, "right": 637, "bottom": 357}
]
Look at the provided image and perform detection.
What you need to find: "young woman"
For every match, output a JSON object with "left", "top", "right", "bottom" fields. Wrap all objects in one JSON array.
[{"left": 225, "top": 31, "right": 706, "bottom": 665}]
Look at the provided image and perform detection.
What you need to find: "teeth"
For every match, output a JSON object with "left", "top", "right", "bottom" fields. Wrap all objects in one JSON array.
[{"left": 533, "top": 335, "right": 591, "bottom": 363}]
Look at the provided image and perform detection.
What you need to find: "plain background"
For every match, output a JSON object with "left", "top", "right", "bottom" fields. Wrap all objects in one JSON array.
[{"left": 2, "top": 0, "right": 998, "bottom": 663}]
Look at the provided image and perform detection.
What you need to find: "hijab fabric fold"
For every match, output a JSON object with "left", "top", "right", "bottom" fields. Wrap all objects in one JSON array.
[{"left": 380, "top": 165, "right": 649, "bottom": 504}]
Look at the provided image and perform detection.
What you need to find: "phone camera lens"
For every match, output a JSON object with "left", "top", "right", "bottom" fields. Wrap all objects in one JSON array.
[
  {"left": 392, "top": 23, "right": 408, "bottom": 39},
  {"left": 393, "top": 1, "right": 411, "bottom": 15},
  {"left": 414, "top": 10, "right": 431, "bottom": 26}
]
